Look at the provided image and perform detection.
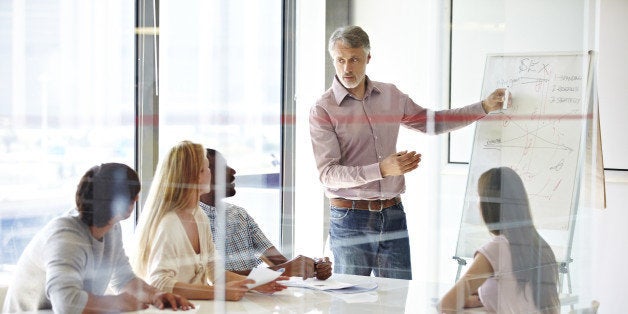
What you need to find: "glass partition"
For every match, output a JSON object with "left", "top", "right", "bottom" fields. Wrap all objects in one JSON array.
[
  {"left": 0, "top": 0, "right": 134, "bottom": 281},
  {"left": 158, "top": 0, "right": 283, "bottom": 246}
]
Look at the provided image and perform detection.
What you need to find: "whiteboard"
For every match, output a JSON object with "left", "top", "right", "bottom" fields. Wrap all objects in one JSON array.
[{"left": 455, "top": 52, "right": 592, "bottom": 262}]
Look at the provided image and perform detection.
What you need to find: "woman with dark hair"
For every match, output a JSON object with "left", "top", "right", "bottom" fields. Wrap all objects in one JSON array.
[
  {"left": 2, "top": 163, "right": 193, "bottom": 314},
  {"left": 439, "top": 167, "right": 559, "bottom": 313}
]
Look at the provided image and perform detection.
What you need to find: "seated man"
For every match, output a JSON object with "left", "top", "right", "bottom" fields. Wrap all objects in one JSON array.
[
  {"left": 199, "top": 148, "right": 332, "bottom": 280},
  {"left": 2, "top": 163, "right": 193, "bottom": 313}
]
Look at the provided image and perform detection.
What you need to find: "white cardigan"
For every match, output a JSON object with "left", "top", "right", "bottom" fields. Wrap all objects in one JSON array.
[{"left": 146, "top": 209, "right": 217, "bottom": 293}]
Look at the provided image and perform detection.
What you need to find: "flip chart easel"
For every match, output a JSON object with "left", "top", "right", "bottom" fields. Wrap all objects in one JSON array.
[{"left": 452, "top": 52, "right": 606, "bottom": 297}]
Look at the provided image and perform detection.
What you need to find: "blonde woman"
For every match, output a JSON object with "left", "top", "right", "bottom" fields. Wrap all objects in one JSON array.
[{"left": 133, "top": 141, "right": 286, "bottom": 301}]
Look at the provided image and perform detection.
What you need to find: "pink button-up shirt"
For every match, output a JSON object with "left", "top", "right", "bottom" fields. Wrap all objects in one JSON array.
[{"left": 309, "top": 75, "right": 487, "bottom": 200}]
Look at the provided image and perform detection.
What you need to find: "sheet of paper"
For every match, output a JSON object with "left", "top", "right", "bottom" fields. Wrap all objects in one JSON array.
[
  {"left": 245, "top": 266, "right": 284, "bottom": 289},
  {"left": 278, "top": 278, "right": 378, "bottom": 294}
]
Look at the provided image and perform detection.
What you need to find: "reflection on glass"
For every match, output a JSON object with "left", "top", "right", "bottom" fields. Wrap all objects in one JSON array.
[
  {"left": 0, "top": 1, "right": 134, "bottom": 281},
  {"left": 159, "top": 0, "right": 282, "bottom": 244}
]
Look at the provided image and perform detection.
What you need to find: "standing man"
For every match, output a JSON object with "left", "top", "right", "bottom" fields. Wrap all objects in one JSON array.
[
  {"left": 309, "top": 25, "right": 507, "bottom": 279},
  {"left": 200, "top": 148, "right": 332, "bottom": 280}
]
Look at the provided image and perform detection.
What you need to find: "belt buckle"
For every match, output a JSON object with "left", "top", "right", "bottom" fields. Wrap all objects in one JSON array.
[{"left": 368, "top": 200, "right": 383, "bottom": 212}]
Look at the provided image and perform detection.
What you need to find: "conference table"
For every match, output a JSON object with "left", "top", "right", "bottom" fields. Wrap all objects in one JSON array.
[
  {"left": 25, "top": 273, "right": 583, "bottom": 313},
  {"left": 18, "top": 274, "right": 448, "bottom": 314},
  {"left": 153, "top": 275, "right": 582, "bottom": 314},
  {"left": 148, "top": 274, "right": 463, "bottom": 314}
]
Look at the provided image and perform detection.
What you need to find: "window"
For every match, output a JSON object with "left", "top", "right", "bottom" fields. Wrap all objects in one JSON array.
[
  {"left": 0, "top": 0, "right": 134, "bottom": 281},
  {"left": 158, "top": 0, "right": 283, "bottom": 245},
  {"left": 0, "top": 0, "right": 286, "bottom": 284}
]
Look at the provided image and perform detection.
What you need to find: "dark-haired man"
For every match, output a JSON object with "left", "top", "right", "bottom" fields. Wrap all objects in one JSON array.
[
  {"left": 3, "top": 163, "right": 193, "bottom": 313},
  {"left": 200, "top": 148, "right": 332, "bottom": 280}
]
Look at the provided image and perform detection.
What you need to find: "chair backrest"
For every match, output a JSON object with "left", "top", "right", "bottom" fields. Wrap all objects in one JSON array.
[
  {"left": 589, "top": 300, "right": 600, "bottom": 314},
  {"left": 569, "top": 300, "right": 600, "bottom": 314},
  {"left": 0, "top": 285, "right": 8, "bottom": 312}
]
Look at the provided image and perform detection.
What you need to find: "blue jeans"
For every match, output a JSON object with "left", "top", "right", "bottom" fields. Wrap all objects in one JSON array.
[{"left": 329, "top": 202, "right": 412, "bottom": 280}]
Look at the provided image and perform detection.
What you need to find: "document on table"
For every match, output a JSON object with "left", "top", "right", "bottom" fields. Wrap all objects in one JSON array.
[
  {"left": 278, "top": 278, "right": 378, "bottom": 294},
  {"left": 245, "top": 266, "right": 285, "bottom": 289}
]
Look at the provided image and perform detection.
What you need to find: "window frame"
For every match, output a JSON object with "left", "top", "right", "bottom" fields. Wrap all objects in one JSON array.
[{"left": 134, "top": 0, "right": 297, "bottom": 257}]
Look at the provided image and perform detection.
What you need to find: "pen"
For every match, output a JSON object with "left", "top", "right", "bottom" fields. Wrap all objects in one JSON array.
[{"left": 503, "top": 88, "right": 509, "bottom": 110}]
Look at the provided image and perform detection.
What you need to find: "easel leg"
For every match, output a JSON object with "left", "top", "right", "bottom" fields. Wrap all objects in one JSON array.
[
  {"left": 559, "top": 260, "right": 576, "bottom": 311},
  {"left": 453, "top": 256, "right": 467, "bottom": 281}
]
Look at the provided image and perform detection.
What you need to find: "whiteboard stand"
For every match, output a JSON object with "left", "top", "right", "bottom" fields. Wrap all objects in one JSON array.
[
  {"left": 454, "top": 256, "right": 579, "bottom": 310},
  {"left": 558, "top": 258, "right": 573, "bottom": 295},
  {"left": 558, "top": 258, "right": 578, "bottom": 311},
  {"left": 453, "top": 257, "right": 576, "bottom": 294},
  {"left": 452, "top": 256, "right": 466, "bottom": 281}
]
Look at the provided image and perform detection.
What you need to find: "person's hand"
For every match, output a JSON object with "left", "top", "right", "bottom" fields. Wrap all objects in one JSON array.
[
  {"left": 224, "top": 279, "right": 254, "bottom": 301},
  {"left": 482, "top": 88, "right": 511, "bottom": 113},
  {"left": 314, "top": 257, "right": 332, "bottom": 280},
  {"left": 281, "top": 255, "right": 316, "bottom": 279},
  {"left": 252, "top": 276, "right": 289, "bottom": 294},
  {"left": 150, "top": 291, "right": 195, "bottom": 311},
  {"left": 112, "top": 292, "right": 150, "bottom": 312},
  {"left": 379, "top": 151, "right": 421, "bottom": 177}
]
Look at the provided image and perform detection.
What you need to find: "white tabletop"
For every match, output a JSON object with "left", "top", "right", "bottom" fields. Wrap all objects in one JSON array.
[
  {"left": 165, "top": 274, "right": 447, "bottom": 314},
  {"left": 19, "top": 274, "right": 581, "bottom": 313}
]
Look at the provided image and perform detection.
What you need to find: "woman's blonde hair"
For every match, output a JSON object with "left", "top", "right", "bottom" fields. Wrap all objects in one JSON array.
[{"left": 132, "top": 140, "right": 207, "bottom": 277}]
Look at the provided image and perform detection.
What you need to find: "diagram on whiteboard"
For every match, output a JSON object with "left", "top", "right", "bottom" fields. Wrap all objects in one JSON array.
[{"left": 455, "top": 52, "right": 592, "bottom": 262}]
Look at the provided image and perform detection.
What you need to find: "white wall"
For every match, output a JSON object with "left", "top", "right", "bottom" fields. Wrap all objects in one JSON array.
[{"left": 598, "top": 0, "right": 628, "bottom": 170}]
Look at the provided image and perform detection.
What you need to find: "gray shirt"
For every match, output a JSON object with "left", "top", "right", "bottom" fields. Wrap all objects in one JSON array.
[{"left": 2, "top": 211, "right": 136, "bottom": 314}]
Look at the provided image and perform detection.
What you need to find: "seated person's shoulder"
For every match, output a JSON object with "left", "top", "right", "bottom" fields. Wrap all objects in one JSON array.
[
  {"left": 46, "top": 215, "right": 88, "bottom": 237},
  {"left": 162, "top": 210, "right": 177, "bottom": 219},
  {"left": 158, "top": 211, "right": 180, "bottom": 227},
  {"left": 225, "top": 203, "right": 253, "bottom": 219},
  {"left": 490, "top": 234, "right": 509, "bottom": 245}
]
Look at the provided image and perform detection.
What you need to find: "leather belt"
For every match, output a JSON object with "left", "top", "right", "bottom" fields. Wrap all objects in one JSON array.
[{"left": 329, "top": 197, "right": 401, "bottom": 212}]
